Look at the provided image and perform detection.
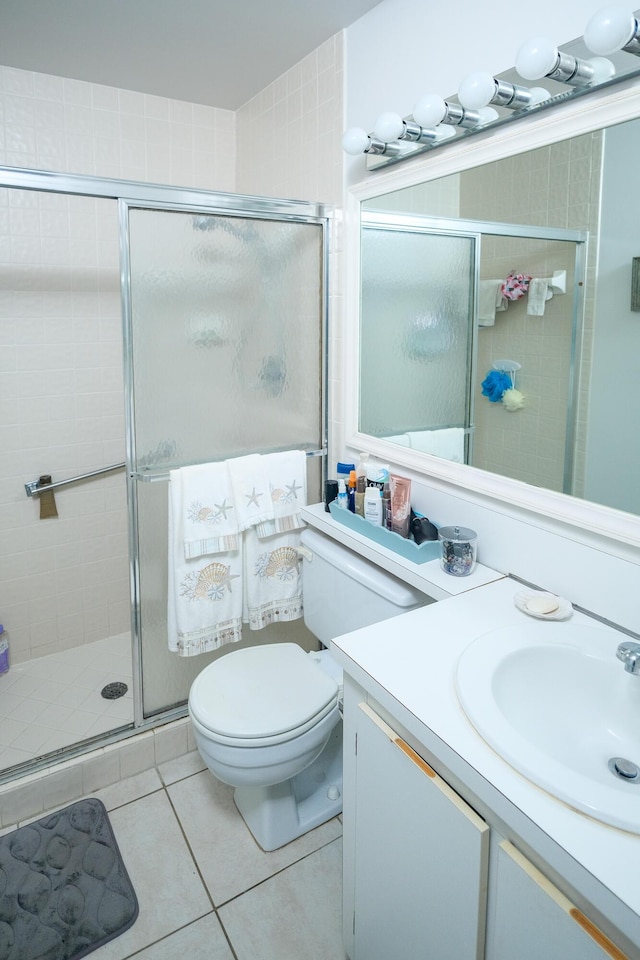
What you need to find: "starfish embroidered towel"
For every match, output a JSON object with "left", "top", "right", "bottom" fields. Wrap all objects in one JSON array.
[
  {"left": 170, "top": 461, "right": 238, "bottom": 560},
  {"left": 227, "top": 453, "right": 275, "bottom": 535},
  {"left": 258, "top": 449, "right": 308, "bottom": 538}
]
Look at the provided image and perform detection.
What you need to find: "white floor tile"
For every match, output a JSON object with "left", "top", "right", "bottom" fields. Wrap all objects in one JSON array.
[
  {"left": 94, "top": 790, "right": 212, "bottom": 960},
  {"left": 219, "top": 838, "right": 345, "bottom": 960},
  {"left": 168, "top": 770, "right": 343, "bottom": 906},
  {"left": 130, "top": 913, "right": 235, "bottom": 960}
]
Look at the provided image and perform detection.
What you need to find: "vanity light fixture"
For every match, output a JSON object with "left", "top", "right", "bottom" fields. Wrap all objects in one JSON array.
[
  {"left": 458, "top": 72, "right": 550, "bottom": 111},
  {"left": 412, "top": 93, "right": 499, "bottom": 129},
  {"left": 515, "top": 36, "right": 615, "bottom": 85},
  {"left": 584, "top": 6, "right": 640, "bottom": 56},
  {"left": 373, "top": 111, "right": 457, "bottom": 144}
]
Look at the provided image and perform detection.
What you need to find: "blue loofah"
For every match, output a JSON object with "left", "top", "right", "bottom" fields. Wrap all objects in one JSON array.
[{"left": 481, "top": 370, "right": 512, "bottom": 402}]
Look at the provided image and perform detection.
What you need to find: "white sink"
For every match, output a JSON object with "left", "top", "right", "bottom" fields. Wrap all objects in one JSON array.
[{"left": 456, "top": 620, "right": 640, "bottom": 833}]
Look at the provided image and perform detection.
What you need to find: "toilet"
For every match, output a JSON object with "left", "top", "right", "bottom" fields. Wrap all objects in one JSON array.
[{"left": 188, "top": 526, "right": 427, "bottom": 850}]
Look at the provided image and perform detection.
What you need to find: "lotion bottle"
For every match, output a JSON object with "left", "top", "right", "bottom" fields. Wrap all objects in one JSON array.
[
  {"left": 336, "top": 479, "right": 349, "bottom": 510},
  {"left": 364, "top": 485, "right": 383, "bottom": 525}
]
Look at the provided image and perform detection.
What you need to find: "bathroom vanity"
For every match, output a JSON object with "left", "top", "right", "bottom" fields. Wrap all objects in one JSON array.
[{"left": 301, "top": 505, "right": 640, "bottom": 960}]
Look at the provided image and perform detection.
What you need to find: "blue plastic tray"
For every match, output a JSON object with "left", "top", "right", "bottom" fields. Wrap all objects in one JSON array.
[{"left": 328, "top": 502, "right": 440, "bottom": 564}]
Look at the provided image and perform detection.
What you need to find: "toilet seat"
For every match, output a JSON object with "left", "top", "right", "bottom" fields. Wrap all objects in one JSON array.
[{"left": 189, "top": 643, "right": 339, "bottom": 746}]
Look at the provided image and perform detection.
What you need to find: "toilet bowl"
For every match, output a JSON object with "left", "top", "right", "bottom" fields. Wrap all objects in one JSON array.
[{"left": 188, "top": 526, "right": 427, "bottom": 851}]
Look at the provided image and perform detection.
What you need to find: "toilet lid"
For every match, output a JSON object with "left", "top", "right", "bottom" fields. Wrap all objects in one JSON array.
[{"left": 189, "top": 643, "right": 339, "bottom": 739}]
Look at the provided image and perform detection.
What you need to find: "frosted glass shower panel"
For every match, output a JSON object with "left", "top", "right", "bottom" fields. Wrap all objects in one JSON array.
[
  {"left": 128, "top": 209, "right": 324, "bottom": 471},
  {"left": 360, "top": 226, "right": 475, "bottom": 439}
]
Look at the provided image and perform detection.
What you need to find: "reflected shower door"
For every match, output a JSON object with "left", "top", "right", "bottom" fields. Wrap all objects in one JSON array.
[
  {"left": 360, "top": 222, "right": 476, "bottom": 452},
  {"left": 125, "top": 205, "right": 325, "bottom": 716}
]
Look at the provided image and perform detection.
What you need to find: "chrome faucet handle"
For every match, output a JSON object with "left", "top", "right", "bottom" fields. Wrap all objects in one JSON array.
[{"left": 616, "top": 641, "right": 640, "bottom": 674}]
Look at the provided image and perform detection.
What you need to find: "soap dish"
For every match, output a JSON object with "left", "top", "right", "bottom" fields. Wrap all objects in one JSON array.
[{"left": 514, "top": 590, "right": 573, "bottom": 621}]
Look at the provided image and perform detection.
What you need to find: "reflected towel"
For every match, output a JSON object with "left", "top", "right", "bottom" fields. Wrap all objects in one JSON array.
[
  {"left": 258, "top": 449, "right": 307, "bottom": 538},
  {"left": 227, "top": 453, "right": 275, "bottom": 534},
  {"left": 167, "top": 491, "right": 243, "bottom": 656},
  {"left": 242, "top": 526, "right": 303, "bottom": 630},
  {"left": 527, "top": 277, "right": 553, "bottom": 316},
  {"left": 478, "top": 280, "right": 507, "bottom": 326},
  {"left": 406, "top": 428, "right": 465, "bottom": 463},
  {"left": 170, "top": 461, "right": 238, "bottom": 560},
  {"left": 384, "top": 434, "right": 412, "bottom": 446}
]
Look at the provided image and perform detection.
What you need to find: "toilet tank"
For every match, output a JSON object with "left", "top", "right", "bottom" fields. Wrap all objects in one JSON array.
[{"left": 300, "top": 527, "right": 430, "bottom": 644}]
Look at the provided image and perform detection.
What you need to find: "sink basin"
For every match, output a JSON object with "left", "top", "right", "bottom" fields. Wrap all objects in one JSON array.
[{"left": 456, "top": 621, "right": 640, "bottom": 833}]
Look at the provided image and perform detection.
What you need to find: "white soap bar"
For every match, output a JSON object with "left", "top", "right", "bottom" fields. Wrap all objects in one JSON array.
[{"left": 526, "top": 595, "right": 560, "bottom": 615}]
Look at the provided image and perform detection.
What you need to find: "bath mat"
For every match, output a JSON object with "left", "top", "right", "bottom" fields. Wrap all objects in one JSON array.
[{"left": 0, "top": 797, "right": 138, "bottom": 960}]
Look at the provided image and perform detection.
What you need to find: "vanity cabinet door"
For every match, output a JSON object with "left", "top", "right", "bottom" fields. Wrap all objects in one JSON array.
[
  {"left": 489, "top": 841, "right": 631, "bottom": 960},
  {"left": 351, "top": 702, "right": 489, "bottom": 960}
]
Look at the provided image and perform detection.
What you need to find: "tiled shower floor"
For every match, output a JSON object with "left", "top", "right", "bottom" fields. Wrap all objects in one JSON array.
[{"left": 0, "top": 633, "right": 133, "bottom": 771}]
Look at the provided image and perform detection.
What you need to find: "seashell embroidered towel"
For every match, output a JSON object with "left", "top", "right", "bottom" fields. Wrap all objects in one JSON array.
[
  {"left": 243, "top": 526, "right": 304, "bottom": 631},
  {"left": 171, "top": 461, "right": 239, "bottom": 560},
  {"left": 258, "top": 450, "right": 307, "bottom": 538},
  {"left": 167, "top": 485, "right": 243, "bottom": 656}
]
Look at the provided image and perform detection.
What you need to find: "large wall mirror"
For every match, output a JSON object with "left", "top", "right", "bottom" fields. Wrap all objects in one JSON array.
[{"left": 346, "top": 79, "right": 640, "bottom": 543}]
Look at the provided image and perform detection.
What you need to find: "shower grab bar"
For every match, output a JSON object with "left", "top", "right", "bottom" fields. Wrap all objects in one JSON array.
[
  {"left": 132, "top": 447, "right": 326, "bottom": 483},
  {"left": 24, "top": 461, "right": 126, "bottom": 497}
]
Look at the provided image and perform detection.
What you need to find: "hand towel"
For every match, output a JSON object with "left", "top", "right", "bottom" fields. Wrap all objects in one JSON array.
[
  {"left": 242, "top": 526, "right": 303, "bottom": 630},
  {"left": 527, "top": 277, "right": 553, "bottom": 316},
  {"left": 258, "top": 449, "right": 307, "bottom": 538},
  {"left": 227, "top": 453, "right": 275, "bottom": 534},
  {"left": 167, "top": 490, "right": 243, "bottom": 656},
  {"left": 384, "top": 434, "right": 412, "bottom": 446},
  {"left": 478, "top": 279, "right": 507, "bottom": 326},
  {"left": 407, "top": 428, "right": 465, "bottom": 463},
  {"left": 170, "top": 462, "right": 238, "bottom": 560}
]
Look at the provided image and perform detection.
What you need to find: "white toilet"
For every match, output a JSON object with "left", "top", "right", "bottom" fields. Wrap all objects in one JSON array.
[{"left": 188, "top": 526, "right": 427, "bottom": 850}]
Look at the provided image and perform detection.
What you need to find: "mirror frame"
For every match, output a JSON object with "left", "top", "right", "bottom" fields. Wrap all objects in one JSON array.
[{"left": 345, "top": 75, "right": 640, "bottom": 549}]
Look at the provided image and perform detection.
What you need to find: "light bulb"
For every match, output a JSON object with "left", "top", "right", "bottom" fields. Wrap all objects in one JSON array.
[
  {"left": 458, "top": 72, "right": 496, "bottom": 109},
  {"left": 413, "top": 94, "right": 446, "bottom": 128},
  {"left": 528, "top": 86, "right": 550, "bottom": 104},
  {"left": 373, "top": 111, "right": 404, "bottom": 142},
  {"left": 515, "top": 37, "right": 559, "bottom": 80},
  {"left": 588, "top": 56, "right": 616, "bottom": 82},
  {"left": 433, "top": 124, "right": 457, "bottom": 141},
  {"left": 342, "top": 127, "right": 370, "bottom": 155},
  {"left": 477, "top": 107, "right": 500, "bottom": 124},
  {"left": 584, "top": 6, "right": 636, "bottom": 55}
]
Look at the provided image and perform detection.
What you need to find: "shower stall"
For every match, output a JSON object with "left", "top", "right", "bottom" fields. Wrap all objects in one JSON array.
[{"left": 0, "top": 168, "right": 328, "bottom": 782}]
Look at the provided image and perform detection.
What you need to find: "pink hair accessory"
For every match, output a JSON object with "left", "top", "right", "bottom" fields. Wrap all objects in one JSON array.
[{"left": 501, "top": 272, "right": 532, "bottom": 301}]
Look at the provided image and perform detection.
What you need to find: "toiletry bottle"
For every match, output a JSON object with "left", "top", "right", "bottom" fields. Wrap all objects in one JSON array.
[
  {"left": 336, "top": 479, "right": 349, "bottom": 510},
  {"left": 336, "top": 461, "right": 355, "bottom": 484},
  {"left": 355, "top": 453, "right": 368, "bottom": 517},
  {"left": 364, "top": 485, "right": 383, "bottom": 525},
  {"left": 382, "top": 482, "right": 392, "bottom": 530},
  {"left": 348, "top": 470, "right": 357, "bottom": 513},
  {"left": 0, "top": 625, "right": 8, "bottom": 676}
]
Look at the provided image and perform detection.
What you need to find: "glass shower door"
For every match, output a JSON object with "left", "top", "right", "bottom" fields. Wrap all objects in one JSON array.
[
  {"left": 124, "top": 204, "right": 326, "bottom": 717},
  {"left": 359, "top": 220, "right": 477, "bottom": 460}
]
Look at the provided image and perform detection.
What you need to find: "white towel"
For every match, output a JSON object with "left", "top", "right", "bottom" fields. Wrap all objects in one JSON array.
[
  {"left": 384, "top": 434, "right": 412, "bottom": 446},
  {"left": 407, "top": 428, "right": 465, "bottom": 463},
  {"left": 170, "top": 461, "right": 238, "bottom": 560},
  {"left": 227, "top": 453, "right": 275, "bottom": 535},
  {"left": 242, "top": 526, "right": 303, "bottom": 631},
  {"left": 258, "top": 450, "right": 307, "bottom": 538},
  {"left": 167, "top": 491, "right": 243, "bottom": 656},
  {"left": 527, "top": 277, "right": 553, "bottom": 316},
  {"left": 478, "top": 279, "right": 508, "bottom": 326}
]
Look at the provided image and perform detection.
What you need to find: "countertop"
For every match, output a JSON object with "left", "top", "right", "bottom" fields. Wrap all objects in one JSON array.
[{"left": 329, "top": 576, "right": 640, "bottom": 945}]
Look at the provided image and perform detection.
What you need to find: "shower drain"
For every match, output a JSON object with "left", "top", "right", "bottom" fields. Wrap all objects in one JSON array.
[
  {"left": 101, "top": 681, "right": 128, "bottom": 700},
  {"left": 608, "top": 756, "right": 640, "bottom": 783}
]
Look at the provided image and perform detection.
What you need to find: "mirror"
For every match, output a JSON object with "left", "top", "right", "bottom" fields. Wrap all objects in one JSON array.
[{"left": 350, "top": 83, "right": 640, "bottom": 529}]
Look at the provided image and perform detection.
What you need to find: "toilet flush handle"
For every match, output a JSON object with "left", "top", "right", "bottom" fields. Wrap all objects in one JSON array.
[{"left": 297, "top": 545, "right": 313, "bottom": 562}]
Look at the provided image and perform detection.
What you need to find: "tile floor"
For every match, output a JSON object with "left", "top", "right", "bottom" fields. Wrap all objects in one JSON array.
[
  {"left": 7, "top": 751, "right": 346, "bottom": 960},
  {"left": 0, "top": 633, "right": 133, "bottom": 770}
]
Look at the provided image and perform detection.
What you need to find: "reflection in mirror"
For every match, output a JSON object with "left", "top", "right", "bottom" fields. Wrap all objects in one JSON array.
[{"left": 360, "top": 117, "right": 640, "bottom": 517}]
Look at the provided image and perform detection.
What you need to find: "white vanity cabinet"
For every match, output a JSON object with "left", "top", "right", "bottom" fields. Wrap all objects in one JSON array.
[
  {"left": 342, "top": 678, "right": 637, "bottom": 960},
  {"left": 346, "top": 698, "right": 490, "bottom": 960},
  {"left": 487, "top": 841, "right": 629, "bottom": 960}
]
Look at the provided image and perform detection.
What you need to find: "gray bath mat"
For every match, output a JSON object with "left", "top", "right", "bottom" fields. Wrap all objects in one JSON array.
[{"left": 0, "top": 797, "right": 138, "bottom": 960}]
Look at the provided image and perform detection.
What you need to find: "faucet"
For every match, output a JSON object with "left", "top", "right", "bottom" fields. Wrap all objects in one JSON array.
[{"left": 616, "top": 641, "right": 640, "bottom": 674}]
